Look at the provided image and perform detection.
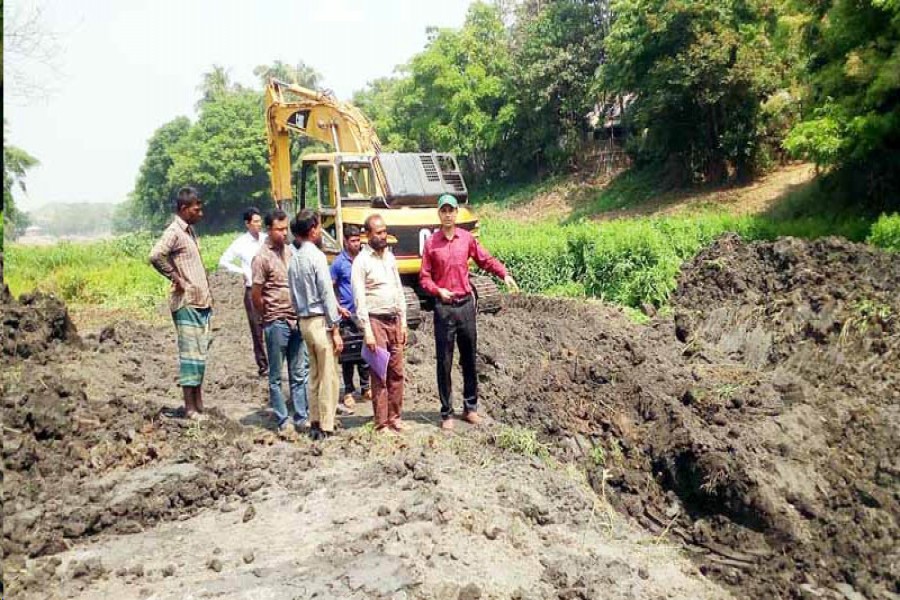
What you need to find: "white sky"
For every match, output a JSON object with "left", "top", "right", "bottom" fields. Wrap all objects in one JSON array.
[{"left": 4, "top": 0, "right": 474, "bottom": 210}]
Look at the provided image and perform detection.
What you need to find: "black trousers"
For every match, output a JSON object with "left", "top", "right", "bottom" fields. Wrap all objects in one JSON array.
[
  {"left": 433, "top": 297, "right": 477, "bottom": 418},
  {"left": 339, "top": 317, "right": 369, "bottom": 395}
]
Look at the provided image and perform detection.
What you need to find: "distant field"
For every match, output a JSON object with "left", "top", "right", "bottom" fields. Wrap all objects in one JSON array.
[{"left": 6, "top": 212, "right": 897, "bottom": 317}]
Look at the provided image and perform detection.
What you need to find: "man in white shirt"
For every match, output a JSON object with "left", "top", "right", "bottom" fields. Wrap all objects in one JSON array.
[
  {"left": 351, "top": 214, "right": 408, "bottom": 434},
  {"left": 219, "top": 207, "right": 268, "bottom": 376}
]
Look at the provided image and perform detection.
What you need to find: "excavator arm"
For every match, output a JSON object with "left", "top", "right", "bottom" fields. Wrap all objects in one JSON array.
[{"left": 264, "top": 79, "right": 383, "bottom": 204}]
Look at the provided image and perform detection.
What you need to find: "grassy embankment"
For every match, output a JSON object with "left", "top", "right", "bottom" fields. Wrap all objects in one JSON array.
[
  {"left": 4, "top": 234, "right": 233, "bottom": 316},
  {"left": 5, "top": 171, "right": 899, "bottom": 317}
]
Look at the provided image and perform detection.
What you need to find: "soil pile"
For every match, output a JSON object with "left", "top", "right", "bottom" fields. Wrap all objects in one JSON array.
[
  {"left": 488, "top": 235, "right": 899, "bottom": 599},
  {"left": 0, "top": 287, "right": 300, "bottom": 597},
  {"left": 1, "top": 285, "right": 79, "bottom": 359}
]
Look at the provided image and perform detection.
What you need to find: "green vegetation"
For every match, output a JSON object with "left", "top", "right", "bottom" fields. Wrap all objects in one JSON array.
[
  {"left": 5, "top": 232, "right": 233, "bottom": 313},
  {"left": 495, "top": 426, "right": 550, "bottom": 459},
  {"left": 6, "top": 208, "right": 896, "bottom": 314},
  {"left": 3, "top": 121, "right": 39, "bottom": 245},
  {"left": 867, "top": 214, "right": 900, "bottom": 252},
  {"left": 480, "top": 211, "right": 885, "bottom": 308}
]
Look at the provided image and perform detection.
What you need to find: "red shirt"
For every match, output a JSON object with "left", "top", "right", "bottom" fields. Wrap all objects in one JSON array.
[{"left": 420, "top": 227, "right": 507, "bottom": 299}]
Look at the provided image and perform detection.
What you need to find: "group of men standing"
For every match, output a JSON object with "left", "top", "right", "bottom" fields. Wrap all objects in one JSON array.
[{"left": 150, "top": 188, "right": 517, "bottom": 438}]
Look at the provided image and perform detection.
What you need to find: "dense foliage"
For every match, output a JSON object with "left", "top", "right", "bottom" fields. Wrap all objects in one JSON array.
[
  {"left": 121, "top": 0, "right": 899, "bottom": 230},
  {"left": 783, "top": 0, "right": 900, "bottom": 209},
  {"left": 125, "top": 63, "right": 323, "bottom": 233}
]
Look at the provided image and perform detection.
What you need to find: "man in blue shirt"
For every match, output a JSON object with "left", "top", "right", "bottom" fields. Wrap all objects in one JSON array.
[{"left": 331, "top": 224, "right": 369, "bottom": 415}]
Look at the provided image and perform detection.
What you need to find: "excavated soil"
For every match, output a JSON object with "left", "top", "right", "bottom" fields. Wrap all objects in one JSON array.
[{"left": 2, "top": 234, "right": 898, "bottom": 599}]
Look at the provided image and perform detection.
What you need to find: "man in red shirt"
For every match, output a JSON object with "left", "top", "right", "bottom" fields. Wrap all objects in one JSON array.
[{"left": 420, "top": 194, "right": 519, "bottom": 430}]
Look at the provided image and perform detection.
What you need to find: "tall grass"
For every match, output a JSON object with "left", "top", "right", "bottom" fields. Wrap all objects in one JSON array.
[
  {"left": 5, "top": 232, "right": 234, "bottom": 313},
  {"left": 480, "top": 210, "right": 887, "bottom": 308},
  {"left": 5, "top": 211, "right": 895, "bottom": 313}
]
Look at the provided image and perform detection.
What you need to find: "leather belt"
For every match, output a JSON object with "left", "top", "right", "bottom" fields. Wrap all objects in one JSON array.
[
  {"left": 444, "top": 294, "right": 472, "bottom": 306},
  {"left": 370, "top": 313, "right": 400, "bottom": 322}
]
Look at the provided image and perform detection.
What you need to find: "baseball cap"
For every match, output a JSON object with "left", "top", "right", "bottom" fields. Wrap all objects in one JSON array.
[{"left": 437, "top": 194, "right": 458, "bottom": 209}]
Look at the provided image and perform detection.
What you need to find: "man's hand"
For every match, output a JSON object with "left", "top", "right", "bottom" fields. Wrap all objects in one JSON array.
[
  {"left": 331, "top": 327, "right": 344, "bottom": 355},
  {"left": 437, "top": 288, "right": 454, "bottom": 303},
  {"left": 365, "top": 330, "right": 377, "bottom": 352},
  {"left": 338, "top": 306, "right": 352, "bottom": 319},
  {"left": 172, "top": 277, "right": 186, "bottom": 293},
  {"left": 504, "top": 275, "right": 520, "bottom": 293},
  {"left": 399, "top": 324, "right": 408, "bottom": 346}
]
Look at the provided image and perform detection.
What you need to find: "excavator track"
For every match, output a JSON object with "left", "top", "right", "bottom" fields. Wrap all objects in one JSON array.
[
  {"left": 404, "top": 286, "right": 422, "bottom": 330},
  {"left": 470, "top": 274, "right": 502, "bottom": 314}
]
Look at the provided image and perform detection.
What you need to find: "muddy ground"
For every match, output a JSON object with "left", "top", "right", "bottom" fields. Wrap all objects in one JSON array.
[{"left": 2, "top": 235, "right": 898, "bottom": 599}]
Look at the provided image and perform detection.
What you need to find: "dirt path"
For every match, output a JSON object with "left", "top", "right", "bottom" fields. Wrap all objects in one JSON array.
[{"left": 490, "top": 163, "right": 817, "bottom": 222}]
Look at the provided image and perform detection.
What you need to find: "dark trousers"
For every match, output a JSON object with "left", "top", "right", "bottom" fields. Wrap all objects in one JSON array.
[
  {"left": 243, "top": 287, "right": 267, "bottom": 374},
  {"left": 433, "top": 297, "right": 477, "bottom": 419},
  {"left": 340, "top": 318, "right": 370, "bottom": 396},
  {"left": 370, "top": 316, "right": 405, "bottom": 429},
  {"left": 342, "top": 362, "right": 370, "bottom": 396}
]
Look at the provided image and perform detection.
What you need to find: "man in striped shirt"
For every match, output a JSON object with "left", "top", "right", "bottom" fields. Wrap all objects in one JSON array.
[{"left": 149, "top": 186, "right": 213, "bottom": 420}]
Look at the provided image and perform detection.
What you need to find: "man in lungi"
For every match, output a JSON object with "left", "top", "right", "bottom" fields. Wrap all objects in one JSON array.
[{"left": 149, "top": 186, "right": 213, "bottom": 420}]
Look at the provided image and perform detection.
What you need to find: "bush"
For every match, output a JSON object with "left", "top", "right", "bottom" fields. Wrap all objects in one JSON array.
[{"left": 867, "top": 213, "right": 900, "bottom": 252}]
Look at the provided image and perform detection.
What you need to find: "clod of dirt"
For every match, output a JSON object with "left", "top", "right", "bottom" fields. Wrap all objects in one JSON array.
[
  {"left": 206, "top": 558, "right": 223, "bottom": 573},
  {"left": 482, "top": 524, "right": 502, "bottom": 540},
  {"left": 458, "top": 582, "right": 483, "bottom": 600},
  {"left": 242, "top": 551, "right": 255, "bottom": 565},
  {"left": 242, "top": 505, "right": 256, "bottom": 523}
]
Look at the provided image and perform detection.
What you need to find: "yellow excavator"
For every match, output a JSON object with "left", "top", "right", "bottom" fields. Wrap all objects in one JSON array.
[{"left": 264, "top": 79, "right": 501, "bottom": 334}]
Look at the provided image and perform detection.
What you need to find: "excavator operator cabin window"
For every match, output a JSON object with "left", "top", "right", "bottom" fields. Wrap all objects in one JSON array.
[
  {"left": 339, "top": 163, "right": 375, "bottom": 200},
  {"left": 317, "top": 165, "right": 336, "bottom": 208}
]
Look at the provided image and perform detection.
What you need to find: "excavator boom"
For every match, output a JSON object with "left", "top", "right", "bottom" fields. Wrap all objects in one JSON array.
[{"left": 264, "top": 79, "right": 383, "bottom": 203}]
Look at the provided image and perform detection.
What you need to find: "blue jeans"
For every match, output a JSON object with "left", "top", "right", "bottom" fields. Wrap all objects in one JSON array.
[{"left": 264, "top": 320, "right": 309, "bottom": 427}]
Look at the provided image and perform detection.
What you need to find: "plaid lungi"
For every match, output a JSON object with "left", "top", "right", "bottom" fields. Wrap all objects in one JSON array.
[{"left": 172, "top": 306, "right": 212, "bottom": 387}]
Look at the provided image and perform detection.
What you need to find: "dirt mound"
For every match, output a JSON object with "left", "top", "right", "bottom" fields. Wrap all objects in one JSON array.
[
  {"left": 489, "top": 235, "right": 899, "bottom": 599},
  {"left": 0, "top": 289, "right": 303, "bottom": 597},
  {"left": 1, "top": 285, "right": 80, "bottom": 359}
]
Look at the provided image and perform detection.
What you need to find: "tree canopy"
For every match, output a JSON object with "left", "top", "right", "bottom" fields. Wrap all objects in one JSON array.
[{"left": 125, "top": 0, "right": 900, "bottom": 232}]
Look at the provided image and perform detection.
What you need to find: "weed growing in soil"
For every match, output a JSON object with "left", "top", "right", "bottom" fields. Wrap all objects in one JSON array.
[{"left": 495, "top": 426, "right": 550, "bottom": 459}]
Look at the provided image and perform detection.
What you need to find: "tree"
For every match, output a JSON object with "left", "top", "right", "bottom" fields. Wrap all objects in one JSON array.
[
  {"left": 3, "top": 0, "right": 62, "bottom": 101},
  {"left": 131, "top": 117, "right": 192, "bottom": 229},
  {"left": 3, "top": 123, "right": 39, "bottom": 240},
  {"left": 784, "top": 0, "right": 900, "bottom": 207},
  {"left": 196, "top": 64, "right": 242, "bottom": 110},
  {"left": 168, "top": 89, "right": 270, "bottom": 229},
  {"left": 253, "top": 60, "right": 322, "bottom": 89},
  {"left": 603, "top": 0, "right": 784, "bottom": 183},
  {"left": 506, "top": 0, "right": 612, "bottom": 175},
  {"left": 387, "top": 2, "right": 517, "bottom": 183}
]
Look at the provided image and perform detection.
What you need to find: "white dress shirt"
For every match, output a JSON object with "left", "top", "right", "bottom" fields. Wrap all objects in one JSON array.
[
  {"left": 219, "top": 231, "right": 267, "bottom": 287},
  {"left": 351, "top": 245, "right": 407, "bottom": 337}
]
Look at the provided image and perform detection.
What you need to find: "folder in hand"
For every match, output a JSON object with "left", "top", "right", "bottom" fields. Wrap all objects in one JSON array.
[{"left": 361, "top": 344, "right": 390, "bottom": 382}]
